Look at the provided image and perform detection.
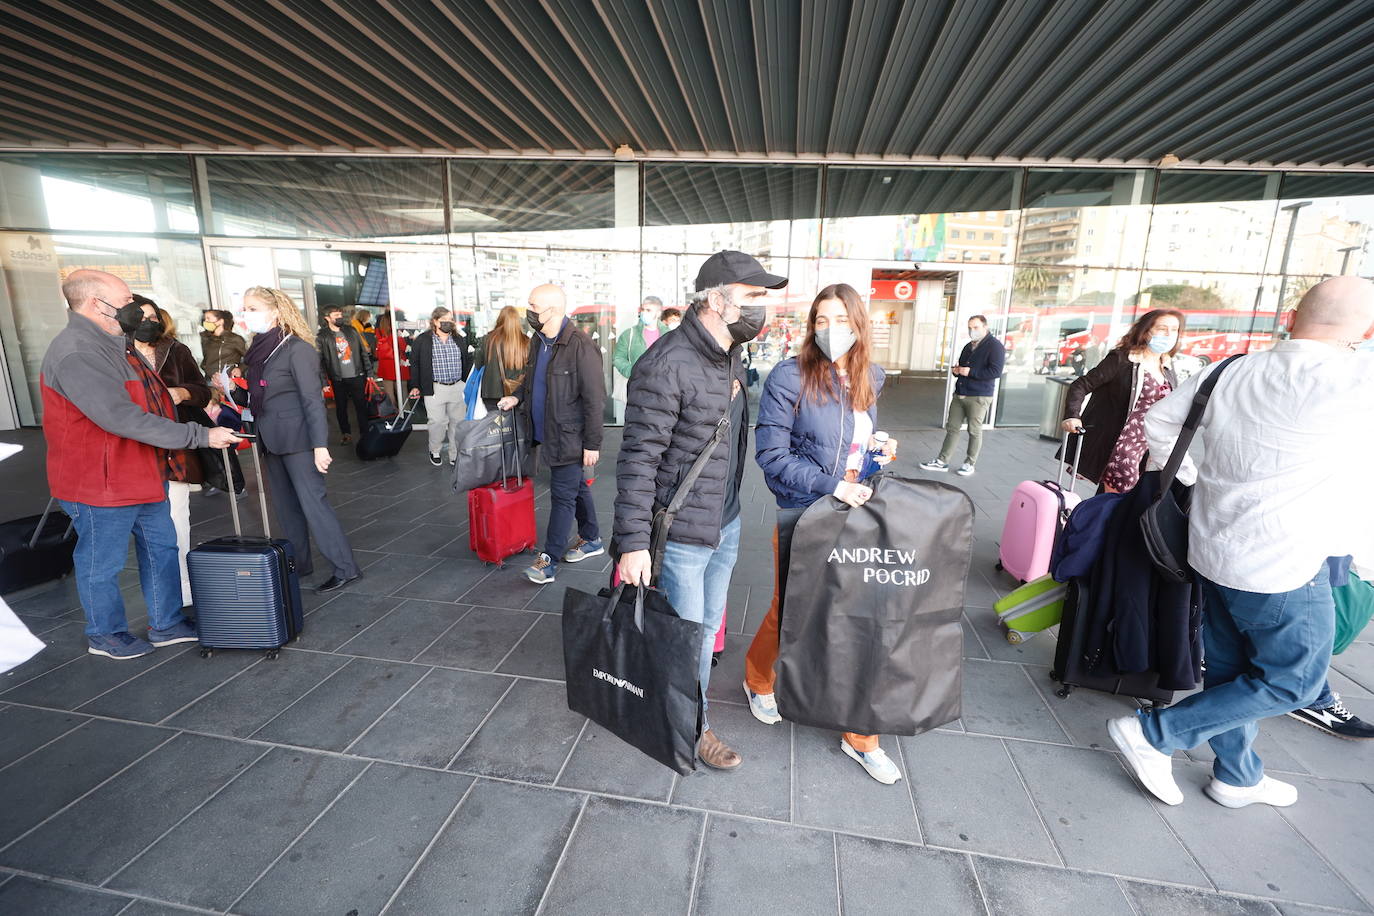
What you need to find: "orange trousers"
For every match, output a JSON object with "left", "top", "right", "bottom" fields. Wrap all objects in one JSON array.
[{"left": 744, "top": 524, "right": 878, "bottom": 753}]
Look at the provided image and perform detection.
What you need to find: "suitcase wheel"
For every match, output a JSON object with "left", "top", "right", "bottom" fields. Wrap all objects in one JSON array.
[
  {"left": 265, "top": 648, "right": 281, "bottom": 660},
  {"left": 1005, "top": 629, "right": 1027, "bottom": 645},
  {"left": 711, "top": 650, "right": 722, "bottom": 667},
  {"left": 994, "top": 560, "right": 1003, "bottom": 572},
  {"left": 1048, "top": 670, "right": 1060, "bottom": 681},
  {"left": 199, "top": 647, "right": 214, "bottom": 659},
  {"left": 1055, "top": 684, "right": 1073, "bottom": 699}
]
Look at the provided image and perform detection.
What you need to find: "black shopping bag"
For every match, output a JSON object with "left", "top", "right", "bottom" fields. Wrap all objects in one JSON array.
[
  {"left": 776, "top": 474, "right": 973, "bottom": 736},
  {"left": 562, "top": 585, "right": 704, "bottom": 774},
  {"left": 451, "top": 410, "right": 531, "bottom": 493}
]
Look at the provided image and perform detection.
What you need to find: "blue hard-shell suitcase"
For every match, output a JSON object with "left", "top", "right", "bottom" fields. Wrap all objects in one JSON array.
[{"left": 188, "top": 444, "right": 303, "bottom": 659}]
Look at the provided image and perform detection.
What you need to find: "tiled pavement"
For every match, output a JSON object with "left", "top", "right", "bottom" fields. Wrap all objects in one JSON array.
[{"left": 1, "top": 423, "right": 1372, "bottom": 916}]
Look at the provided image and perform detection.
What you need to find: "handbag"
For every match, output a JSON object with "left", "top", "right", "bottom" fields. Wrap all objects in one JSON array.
[
  {"left": 561, "top": 584, "right": 704, "bottom": 773},
  {"left": 365, "top": 378, "right": 397, "bottom": 419},
  {"left": 1138, "top": 354, "right": 1243, "bottom": 584}
]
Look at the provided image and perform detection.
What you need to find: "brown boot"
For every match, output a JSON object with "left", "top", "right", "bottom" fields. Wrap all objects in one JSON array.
[{"left": 698, "top": 728, "right": 742, "bottom": 770}]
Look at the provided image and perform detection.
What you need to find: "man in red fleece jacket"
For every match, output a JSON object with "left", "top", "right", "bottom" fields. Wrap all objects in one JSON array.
[{"left": 42, "top": 269, "right": 240, "bottom": 660}]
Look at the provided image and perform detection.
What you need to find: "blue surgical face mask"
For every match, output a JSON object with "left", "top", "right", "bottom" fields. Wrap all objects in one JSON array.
[{"left": 1148, "top": 334, "right": 1176, "bottom": 354}]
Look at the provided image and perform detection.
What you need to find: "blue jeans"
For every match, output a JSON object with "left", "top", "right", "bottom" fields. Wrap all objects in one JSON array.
[
  {"left": 1309, "top": 679, "right": 1336, "bottom": 710},
  {"left": 543, "top": 462, "right": 598, "bottom": 565},
  {"left": 58, "top": 495, "right": 187, "bottom": 639},
  {"left": 658, "top": 516, "right": 741, "bottom": 731},
  {"left": 1140, "top": 572, "right": 1334, "bottom": 787}
]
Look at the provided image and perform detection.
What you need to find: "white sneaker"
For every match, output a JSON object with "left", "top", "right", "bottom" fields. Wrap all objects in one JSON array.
[
  {"left": 1204, "top": 775, "right": 1297, "bottom": 809},
  {"left": 918, "top": 458, "right": 950, "bottom": 472},
  {"left": 1107, "top": 715, "right": 1183, "bottom": 805},
  {"left": 744, "top": 683, "right": 782, "bottom": 725},
  {"left": 841, "top": 740, "right": 902, "bottom": 785},
  {"left": 956, "top": 463, "right": 976, "bottom": 477}
]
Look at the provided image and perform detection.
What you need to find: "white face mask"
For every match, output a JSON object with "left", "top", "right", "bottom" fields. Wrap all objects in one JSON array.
[
  {"left": 969, "top": 327, "right": 986, "bottom": 341},
  {"left": 243, "top": 310, "right": 273, "bottom": 335},
  {"left": 815, "top": 326, "right": 856, "bottom": 362}
]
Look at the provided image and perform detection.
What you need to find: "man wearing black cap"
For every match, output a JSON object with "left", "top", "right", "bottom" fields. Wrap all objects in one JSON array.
[{"left": 615, "top": 250, "right": 786, "bottom": 771}]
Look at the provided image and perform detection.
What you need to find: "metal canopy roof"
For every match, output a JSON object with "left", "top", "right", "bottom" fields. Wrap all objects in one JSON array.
[{"left": 3, "top": 0, "right": 1373, "bottom": 169}]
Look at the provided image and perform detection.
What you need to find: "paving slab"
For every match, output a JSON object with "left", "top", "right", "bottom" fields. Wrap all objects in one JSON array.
[
  {"left": 0, "top": 876, "right": 129, "bottom": 916},
  {"left": 960, "top": 659, "right": 1071, "bottom": 743},
  {"left": 0, "top": 704, "right": 86, "bottom": 769},
  {"left": 792, "top": 725, "right": 920, "bottom": 843},
  {"left": 670, "top": 701, "right": 792, "bottom": 821},
  {"left": 394, "top": 560, "right": 493, "bottom": 604},
  {"left": 165, "top": 649, "right": 347, "bottom": 737},
  {"left": 450, "top": 678, "right": 585, "bottom": 783},
  {"left": 385, "top": 779, "right": 583, "bottom": 914},
  {"left": 334, "top": 597, "right": 464, "bottom": 662},
  {"left": 1277, "top": 774, "right": 1374, "bottom": 907},
  {"left": 1, "top": 642, "right": 180, "bottom": 710},
  {"left": 835, "top": 835, "right": 984, "bottom": 916},
  {"left": 79, "top": 646, "right": 260, "bottom": 724},
  {"left": 413, "top": 605, "right": 538, "bottom": 671},
  {"left": 495, "top": 611, "right": 565, "bottom": 680},
  {"left": 972, "top": 856, "right": 1135, "bottom": 916},
  {"left": 0, "top": 718, "right": 170, "bottom": 847},
  {"left": 902, "top": 730, "right": 1060, "bottom": 864},
  {"left": 105, "top": 747, "right": 366, "bottom": 910},
  {"left": 1122, "top": 880, "right": 1285, "bottom": 914},
  {"left": 293, "top": 593, "right": 406, "bottom": 652},
  {"left": 234, "top": 763, "right": 471, "bottom": 916},
  {"left": 1005, "top": 740, "right": 1210, "bottom": 886},
  {"left": 346, "top": 667, "right": 513, "bottom": 767},
  {"left": 555, "top": 720, "right": 678, "bottom": 802},
  {"left": 538, "top": 796, "right": 703, "bottom": 915},
  {"left": 0, "top": 733, "right": 263, "bottom": 884},
  {"left": 251, "top": 656, "right": 428, "bottom": 752},
  {"left": 694, "top": 815, "right": 837, "bottom": 916}
]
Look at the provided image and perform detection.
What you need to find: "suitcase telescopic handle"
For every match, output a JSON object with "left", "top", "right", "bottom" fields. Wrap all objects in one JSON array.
[
  {"left": 28, "top": 497, "right": 62, "bottom": 550},
  {"left": 221, "top": 447, "right": 243, "bottom": 538},
  {"left": 1057, "top": 430, "right": 1085, "bottom": 496},
  {"left": 500, "top": 410, "right": 524, "bottom": 489},
  {"left": 247, "top": 439, "right": 272, "bottom": 539}
]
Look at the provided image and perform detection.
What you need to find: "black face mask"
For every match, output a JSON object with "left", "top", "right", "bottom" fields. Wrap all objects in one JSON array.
[
  {"left": 133, "top": 319, "right": 162, "bottom": 343},
  {"left": 438, "top": 320, "right": 456, "bottom": 334},
  {"left": 726, "top": 304, "right": 767, "bottom": 346},
  {"left": 525, "top": 309, "right": 544, "bottom": 333},
  {"left": 101, "top": 298, "right": 143, "bottom": 334}
]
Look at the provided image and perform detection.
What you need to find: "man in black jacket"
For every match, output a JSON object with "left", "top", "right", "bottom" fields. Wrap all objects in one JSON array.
[
  {"left": 920, "top": 314, "right": 1005, "bottom": 477},
  {"left": 615, "top": 250, "right": 787, "bottom": 771},
  {"left": 316, "top": 306, "right": 373, "bottom": 445},
  {"left": 497, "top": 284, "right": 606, "bottom": 584}
]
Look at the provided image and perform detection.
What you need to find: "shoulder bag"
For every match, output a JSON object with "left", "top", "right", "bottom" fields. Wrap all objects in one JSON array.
[{"left": 1139, "top": 354, "right": 1244, "bottom": 583}]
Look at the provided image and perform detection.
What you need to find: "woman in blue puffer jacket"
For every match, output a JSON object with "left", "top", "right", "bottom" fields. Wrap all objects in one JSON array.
[{"left": 742, "top": 282, "right": 902, "bottom": 785}]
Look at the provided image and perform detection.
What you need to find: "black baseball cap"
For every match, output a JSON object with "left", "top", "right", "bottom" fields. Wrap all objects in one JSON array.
[{"left": 694, "top": 250, "right": 788, "bottom": 292}]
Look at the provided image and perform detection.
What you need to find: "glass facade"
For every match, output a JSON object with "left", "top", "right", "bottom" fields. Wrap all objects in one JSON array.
[{"left": 2, "top": 153, "right": 1371, "bottom": 428}]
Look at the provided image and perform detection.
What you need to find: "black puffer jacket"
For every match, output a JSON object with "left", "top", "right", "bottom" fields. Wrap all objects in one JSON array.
[{"left": 614, "top": 307, "right": 749, "bottom": 552}]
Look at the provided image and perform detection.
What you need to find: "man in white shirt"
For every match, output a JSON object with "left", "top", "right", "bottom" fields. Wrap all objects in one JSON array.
[{"left": 1108, "top": 276, "right": 1374, "bottom": 810}]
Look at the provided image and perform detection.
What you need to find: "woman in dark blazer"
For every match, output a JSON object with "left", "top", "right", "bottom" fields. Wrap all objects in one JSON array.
[
  {"left": 239, "top": 286, "right": 361, "bottom": 593},
  {"left": 1060, "top": 308, "right": 1185, "bottom": 491}
]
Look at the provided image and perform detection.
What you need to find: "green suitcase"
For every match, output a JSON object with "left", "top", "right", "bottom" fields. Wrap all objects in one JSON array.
[{"left": 994, "top": 574, "right": 1066, "bottom": 644}]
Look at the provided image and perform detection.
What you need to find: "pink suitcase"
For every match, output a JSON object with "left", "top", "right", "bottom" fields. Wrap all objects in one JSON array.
[{"left": 997, "top": 433, "right": 1083, "bottom": 583}]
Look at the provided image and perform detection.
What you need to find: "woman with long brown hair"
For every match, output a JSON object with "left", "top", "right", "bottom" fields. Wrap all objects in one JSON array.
[
  {"left": 472, "top": 304, "right": 529, "bottom": 410},
  {"left": 743, "top": 282, "right": 901, "bottom": 785},
  {"left": 1061, "top": 307, "right": 1185, "bottom": 492}
]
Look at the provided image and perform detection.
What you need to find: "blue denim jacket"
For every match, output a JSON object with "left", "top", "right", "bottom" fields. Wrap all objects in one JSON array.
[{"left": 755, "top": 358, "right": 884, "bottom": 509}]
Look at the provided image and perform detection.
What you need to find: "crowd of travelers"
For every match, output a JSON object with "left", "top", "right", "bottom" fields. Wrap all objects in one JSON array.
[{"left": 34, "top": 255, "right": 1374, "bottom": 801}]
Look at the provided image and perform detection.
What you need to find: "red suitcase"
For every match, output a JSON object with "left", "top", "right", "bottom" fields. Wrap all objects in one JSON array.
[{"left": 468, "top": 478, "right": 536, "bottom": 565}]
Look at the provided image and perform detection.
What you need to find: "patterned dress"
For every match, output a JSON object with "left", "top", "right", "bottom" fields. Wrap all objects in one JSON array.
[{"left": 1101, "top": 371, "right": 1172, "bottom": 492}]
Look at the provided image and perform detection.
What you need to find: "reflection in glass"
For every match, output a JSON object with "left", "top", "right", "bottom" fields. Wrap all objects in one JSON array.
[
  {"left": 823, "top": 167, "right": 1019, "bottom": 263},
  {"left": 1020, "top": 169, "right": 1153, "bottom": 269},
  {"left": 0, "top": 153, "right": 198, "bottom": 234},
  {"left": 1137, "top": 271, "right": 1273, "bottom": 365},
  {"left": 1146, "top": 171, "right": 1277, "bottom": 273},
  {"left": 206, "top": 157, "right": 445, "bottom": 241},
  {"left": 0, "top": 234, "right": 209, "bottom": 424},
  {"left": 642, "top": 163, "right": 819, "bottom": 255},
  {"left": 450, "top": 159, "right": 634, "bottom": 251}
]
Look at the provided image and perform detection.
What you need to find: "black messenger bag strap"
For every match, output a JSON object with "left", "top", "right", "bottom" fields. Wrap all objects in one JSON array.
[
  {"left": 1156, "top": 353, "right": 1244, "bottom": 494},
  {"left": 649, "top": 414, "right": 730, "bottom": 585}
]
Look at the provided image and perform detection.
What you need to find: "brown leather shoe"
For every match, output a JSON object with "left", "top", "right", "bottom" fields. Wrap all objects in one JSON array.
[{"left": 698, "top": 728, "right": 742, "bottom": 770}]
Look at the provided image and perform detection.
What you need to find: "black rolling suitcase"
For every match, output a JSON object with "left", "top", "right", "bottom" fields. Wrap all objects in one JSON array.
[
  {"left": 0, "top": 500, "right": 77, "bottom": 594},
  {"left": 1048, "top": 578, "right": 1173, "bottom": 706},
  {"left": 187, "top": 444, "right": 303, "bottom": 659},
  {"left": 356, "top": 391, "right": 419, "bottom": 461}
]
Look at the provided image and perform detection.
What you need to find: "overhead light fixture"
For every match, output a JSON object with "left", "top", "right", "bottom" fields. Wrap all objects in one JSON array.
[
  {"left": 613, "top": 144, "right": 635, "bottom": 162},
  {"left": 1156, "top": 154, "right": 1181, "bottom": 169}
]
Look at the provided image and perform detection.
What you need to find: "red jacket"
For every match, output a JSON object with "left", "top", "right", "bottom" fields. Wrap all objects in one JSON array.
[
  {"left": 41, "top": 311, "right": 209, "bottom": 507},
  {"left": 375, "top": 332, "right": 410, "bottom": 381}
]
